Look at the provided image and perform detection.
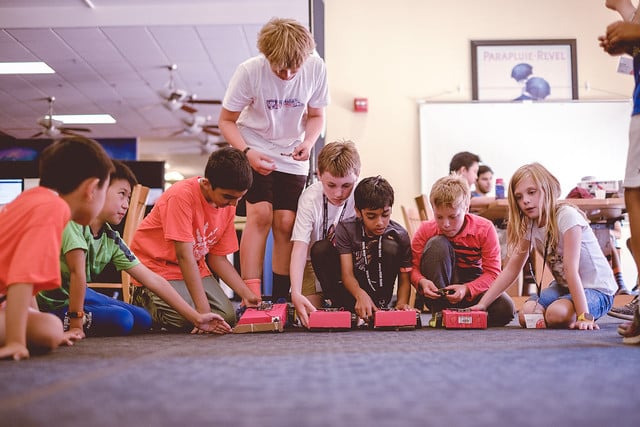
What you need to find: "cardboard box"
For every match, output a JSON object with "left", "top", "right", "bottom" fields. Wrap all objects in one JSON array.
[
  {"left": 442, "top": 309, "right": 487, "bottom": 329},
  {"left": 233, "top": 321, "right": 283, "bottom": 334},
  {"left": 373, "top": 310, "right": 419, "bottom": 330},
  {"left": 233, "top": 303, "right": 288, "bottom": 333},
  {"left": 237, "top": 303, "right": 288, "bottom": 325},
  {"left": 308, "top": 309, "right": 353, "bottom": 330}
]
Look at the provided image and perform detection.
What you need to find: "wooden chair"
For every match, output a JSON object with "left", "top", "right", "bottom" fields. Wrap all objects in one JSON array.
[
  {"left": 88, "top": 184, "right": 150, "bottom": 303},
  {"left": 401, "top": 205, "right": 422, "bottom": 240},
  {"left": 414, "top": 193, "right": 433, "bottom": 221},
  {"left": 401, "top": 205, "right": 424, "bottom": 308}
]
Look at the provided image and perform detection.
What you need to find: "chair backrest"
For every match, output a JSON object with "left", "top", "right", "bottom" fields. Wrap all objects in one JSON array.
[
  {"left": 401, "top": 205, "right": 423, "bottom": 239},
  {"left": 122, "top": 184, "right": 150, "bottom": 246},
  {"left": 414, "top": 193, "right": 433, "bottom": 221},
  {"left": 120, "top": 184, "right": 150, "bottom": 302}
]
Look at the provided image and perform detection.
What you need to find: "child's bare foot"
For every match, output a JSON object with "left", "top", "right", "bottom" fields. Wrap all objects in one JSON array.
[{"left": 0, "top": 343, "right": 30, "bottom": 360}]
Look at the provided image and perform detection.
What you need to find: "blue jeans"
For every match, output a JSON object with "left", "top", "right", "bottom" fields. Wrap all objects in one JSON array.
[
  {"left": 53, "top": 287, "right": 152, "bottom": 336},
  {"left": 531, "top": 282, "right": 614, "bottom": 320}
]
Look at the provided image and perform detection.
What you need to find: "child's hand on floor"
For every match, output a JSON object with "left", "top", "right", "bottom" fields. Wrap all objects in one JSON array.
[{"left": 192, "top": 313, "right": 232, "bottom": 335}]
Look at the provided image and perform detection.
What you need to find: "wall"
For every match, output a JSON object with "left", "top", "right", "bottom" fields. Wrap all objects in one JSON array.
[{"left": 323, "top": 0, "right": 632, "bottom": 210}]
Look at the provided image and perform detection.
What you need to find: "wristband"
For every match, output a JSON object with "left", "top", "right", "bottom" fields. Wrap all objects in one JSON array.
[
  {"left": 577, "top": 312, "right": 594, "bottom": 322},
  {"left": 243, "top": 147, "right": 251, "bottom": 155},
  {"left": 67, "top": 311, "right": 85, "bottom": 319}
]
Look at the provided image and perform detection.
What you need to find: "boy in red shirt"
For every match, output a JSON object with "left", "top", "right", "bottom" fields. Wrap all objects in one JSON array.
[
  {"left": 411, "top": 175, "right": 514, "bottom": 327},
  {"left": 130, "top": 147, "right": 260, "bottom": 330},
  {"left": 0, "top": 137, "right": 114, "bottom": 360}
]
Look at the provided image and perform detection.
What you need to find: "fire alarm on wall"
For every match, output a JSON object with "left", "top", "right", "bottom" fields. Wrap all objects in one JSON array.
[{"left": 353, "top": 98, "right": 368, "bottom": 112}]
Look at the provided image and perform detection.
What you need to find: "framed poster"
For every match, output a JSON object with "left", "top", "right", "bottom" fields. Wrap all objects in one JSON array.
[{"left": 471, "top": 39, "right": 578, "bottom": 101}]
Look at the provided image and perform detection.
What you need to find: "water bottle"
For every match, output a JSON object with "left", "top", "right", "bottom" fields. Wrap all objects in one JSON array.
[{"left": 495, "top": 178, "right": 505, "bottom": 199}]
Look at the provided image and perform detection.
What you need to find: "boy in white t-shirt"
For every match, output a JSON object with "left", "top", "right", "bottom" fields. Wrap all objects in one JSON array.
[
  {"left": 219, "top": 17, "right": 330, "bottom": 303},
  {"left": 290, "top": 141, "right": 360, "bottom": 327}
]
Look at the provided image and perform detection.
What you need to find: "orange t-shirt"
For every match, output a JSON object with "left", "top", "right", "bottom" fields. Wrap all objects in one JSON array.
[
  {"left": 0, "top": 187, "right": 70, "bottom": 295},
  {"left": 129, "top": 177, "right": 238, "bottom": 281}
]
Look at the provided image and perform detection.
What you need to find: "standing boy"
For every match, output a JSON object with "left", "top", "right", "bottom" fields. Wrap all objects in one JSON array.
[
  {"left": 218, "top": 17, "right": 330, "bottom": 302},
  {"left": 599, "top": 0, "right": 640, "bottom": 342},
  {"left": 0, "top": 137, "right": 113, "bottom": 360},
  {"left": 129, "top": 147, "right": 260, "bottom": 330},
  {"left": 37, "top": 161, "right": 231, "bottom": 337},
  {"left": 313, "top": 176, "right": 413, "bottom": 321},
  {"left": 411, "top": 175, "right": 514, "bottom": 327},
  {"left": 289, "top": 140, "right": 360, "bottom": 327}
]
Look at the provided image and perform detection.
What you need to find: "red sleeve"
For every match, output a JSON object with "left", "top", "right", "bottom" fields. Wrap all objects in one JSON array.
[
  {"left": 464, "top": 219, "right": 501, "bottom": 300},
  {"left": 410, "top": 221, "right": 437, "bottom": 288}
]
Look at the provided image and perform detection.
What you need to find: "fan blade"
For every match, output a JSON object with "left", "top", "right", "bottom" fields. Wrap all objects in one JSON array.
[
  {"left": 169, "top": 129, "right": 185, "bottom": 137},
  {"left": 180, "top": 104, "right": 198, "bottom": 114},
  {"left": 30, "top": 131, "right": 43, "bottom": 138},
  {"left": 187, "top": 99, "right": 222, "bottom": 105},
  {"left": 61, "top": 129, "right": 83, "bottom": 137},
  {"left": 61, "top": 126, "right": 91, "bottom": 133},
  {"left": 203, "top": 128, "right": 221, "bottom": 136}
]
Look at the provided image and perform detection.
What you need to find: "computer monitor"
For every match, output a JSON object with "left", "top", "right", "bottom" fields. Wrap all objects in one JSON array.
[{"left": 0, "top": 179, "right": 24, "bottom": 206}]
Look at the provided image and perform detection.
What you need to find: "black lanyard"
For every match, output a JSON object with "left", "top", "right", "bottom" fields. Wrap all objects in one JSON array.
[
  {"left": 322, "top": 194, "right": 348, "bottom": 240},
  {"left": 361, "top": 223, "right": 383, "bottom": 293},
  {"left": 530, "top": 223, "right": 550, "bottom": 298}
]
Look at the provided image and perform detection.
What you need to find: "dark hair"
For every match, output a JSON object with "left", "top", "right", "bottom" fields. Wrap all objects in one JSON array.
[
  {"left": 449, "top": 151, "right": 481, "bottom": 174},
  {"left": 477, "top": 164, "right": 493, "bottom": 176},
  {"left": 204, "top": 147, "right": 253, "bottom": 191},
  {"left": 354, "top": 176, "right": 394, "bottom": 210},
  {"left": 111, "top": 160, "right": 138, "bottom": 190},
  {"left": 39, "top": 136, "right": 114, "bottom": 195}
]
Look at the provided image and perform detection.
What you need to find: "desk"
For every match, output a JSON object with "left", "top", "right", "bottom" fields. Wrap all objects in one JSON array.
[{"left": 473, "top": 198, "right": 626, "bottom": 222}]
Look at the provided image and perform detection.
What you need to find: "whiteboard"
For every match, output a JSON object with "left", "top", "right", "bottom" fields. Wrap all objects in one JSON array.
[{"left": 419, "top": 100, "right": 632, "bottom": 197}]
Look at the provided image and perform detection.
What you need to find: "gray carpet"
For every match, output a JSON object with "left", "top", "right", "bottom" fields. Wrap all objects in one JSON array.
[{"left": 1, "top": 315, "right": 638, "bottom": 427}]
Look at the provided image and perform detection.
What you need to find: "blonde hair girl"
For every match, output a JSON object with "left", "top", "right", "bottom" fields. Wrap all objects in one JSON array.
[{"left": 471, "top": 163, "right": 617, "bottom": 330}]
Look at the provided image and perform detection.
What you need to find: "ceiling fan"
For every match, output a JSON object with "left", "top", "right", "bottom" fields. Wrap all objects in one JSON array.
[
  {"left": 158, "top": 64, "right": 222, "bottom": 114},
  {"left": 31, "top": 96, "right": 91, "bottom": 139},
  {"left": 168, "top": 114, "right": 222, "bottom": 137}
]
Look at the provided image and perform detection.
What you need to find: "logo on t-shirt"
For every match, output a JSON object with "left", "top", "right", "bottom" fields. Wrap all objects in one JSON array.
[
  {"left": 265, "top": 98, "right": 304, "bottom": 110},
  {"left": 193, "top": 223, "right": 219, "bottom": 261}
]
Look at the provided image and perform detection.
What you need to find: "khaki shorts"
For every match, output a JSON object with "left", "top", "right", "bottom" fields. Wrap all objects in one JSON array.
[
  {"left": 302, "top": 260, "right": 323, "bottom": 298},
  {"left": 131, "top": 275, "right": 236, "bottom": 330}
]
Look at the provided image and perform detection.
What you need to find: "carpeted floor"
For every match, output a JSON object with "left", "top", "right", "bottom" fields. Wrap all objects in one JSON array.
[{"left": 1, "top": 314, "right": 638, "bottom": 427}]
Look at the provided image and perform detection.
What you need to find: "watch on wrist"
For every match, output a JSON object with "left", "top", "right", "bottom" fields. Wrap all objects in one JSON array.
[
  {"left": 243, "top": 146, "right": 251, "bottom": 155},
  {"left": 577, "top": 312, "right": 594, "bottom": 322},
  {"left": 67, "top": 311, "right": 84, "bottom": 319},
  {"left": 63, "top": 311, "right": 93, "bottom": 331}
]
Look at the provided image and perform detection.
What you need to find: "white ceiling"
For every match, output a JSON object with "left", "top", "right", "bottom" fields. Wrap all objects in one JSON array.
[{"left": 0, "top": 0, "right": 310, "bottom": 147}]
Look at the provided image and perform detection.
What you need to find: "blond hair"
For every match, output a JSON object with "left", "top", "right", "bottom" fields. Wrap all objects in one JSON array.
[
  {"left": 317, "top": 140, "right": 361, "bottom": 178},
  {"left": 257, "top": 17, "right": 315, "bottom": 70},
  {"left": 429, "top": 175, "right": 470, "bottom": 211},
  {"left": 506, "top": 162, "right": 582, "bottom": 255}
]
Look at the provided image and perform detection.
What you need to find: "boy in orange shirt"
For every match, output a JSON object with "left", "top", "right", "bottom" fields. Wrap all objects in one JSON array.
[
  {"left": 0, "top": 137, "right": 114, "bottom": 360},
  {"left": 130, "top": 147, "right": 260, "bottom": 330}
]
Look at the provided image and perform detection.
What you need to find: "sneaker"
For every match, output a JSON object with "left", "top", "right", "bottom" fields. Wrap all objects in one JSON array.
[
  {"left": 608, "top": 295, "right": 639, "bottom": 321},
  {"left": 622, "top": 305, "right": 640, "bottom": 345}
]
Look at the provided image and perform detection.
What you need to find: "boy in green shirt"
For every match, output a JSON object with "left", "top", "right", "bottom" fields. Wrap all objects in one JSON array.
[{"left": 37, "top": 161, "right": 232, "bottom": 337}]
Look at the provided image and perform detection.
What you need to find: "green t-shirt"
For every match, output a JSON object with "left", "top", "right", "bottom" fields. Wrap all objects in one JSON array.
[{"left": 37, "top": 222, "right": 139, "bottom": 311}]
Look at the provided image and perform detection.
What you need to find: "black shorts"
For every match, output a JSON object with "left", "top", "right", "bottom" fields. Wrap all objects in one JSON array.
[{"left": 244, "top": 170, "right": 306, "bottom": 212}]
